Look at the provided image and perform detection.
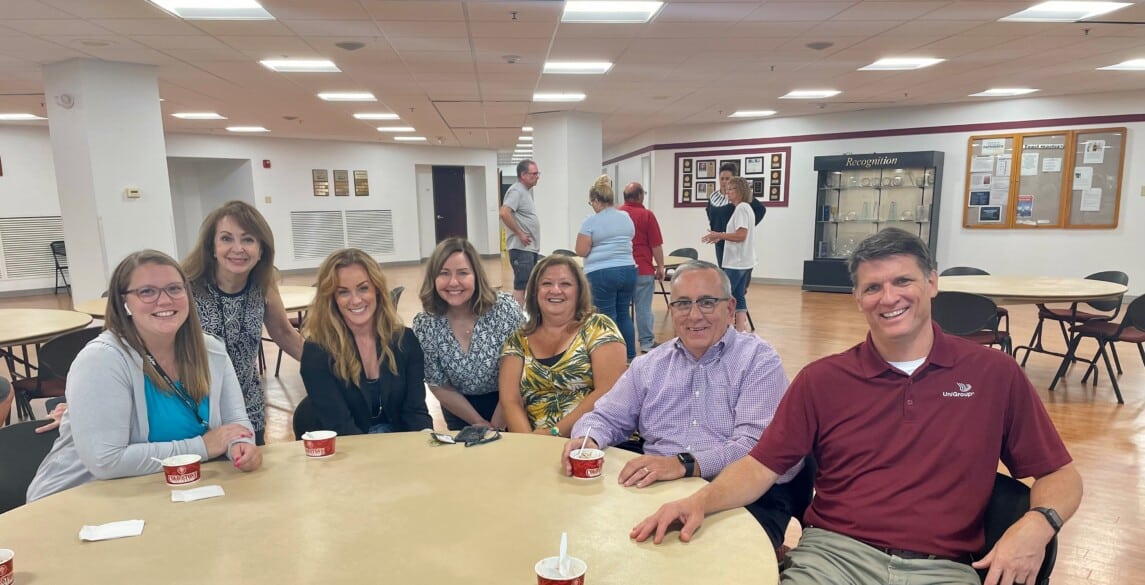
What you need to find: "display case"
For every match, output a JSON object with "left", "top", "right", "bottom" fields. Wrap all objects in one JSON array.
[{"left": 802, "top": 151, "right": 944, "bottom": 292}]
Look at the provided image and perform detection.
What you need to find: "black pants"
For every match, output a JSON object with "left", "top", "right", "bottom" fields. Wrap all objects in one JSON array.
[{"left": 442, "top": 392, "right": 500, "bottom": 431}]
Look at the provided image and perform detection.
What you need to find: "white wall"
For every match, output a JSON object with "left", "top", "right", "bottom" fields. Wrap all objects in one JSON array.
[
  {"left": 0, "top": 126, "right": 64, "bottom": 292},
  {"left": 606, "top": 90, "right": 1145, "bottom": 295},
  {"left": 168, "top": 157, "right": 255, "bottom": 259}
]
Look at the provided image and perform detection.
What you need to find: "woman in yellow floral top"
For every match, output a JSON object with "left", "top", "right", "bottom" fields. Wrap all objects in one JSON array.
[{"left": 499, "top": 254, "right": 627, "bottom": 436}]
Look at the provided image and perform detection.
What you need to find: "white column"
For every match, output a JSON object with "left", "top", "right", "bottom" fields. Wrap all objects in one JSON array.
[
  {"left": 531, "top": 111, "right": 603, "bottom": 253},
  {"left": 43, "top": 59, "right": 177, "bottom": 302}
]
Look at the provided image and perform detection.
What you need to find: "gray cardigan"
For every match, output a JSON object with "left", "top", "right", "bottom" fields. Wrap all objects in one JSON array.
[{"left": 26, "top": 330, "right": 254, "bottom": 502}]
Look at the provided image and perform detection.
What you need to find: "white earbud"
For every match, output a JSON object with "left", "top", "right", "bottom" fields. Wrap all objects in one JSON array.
[{"left": 124, "top": 303, "right": 132, "bottom": 316}]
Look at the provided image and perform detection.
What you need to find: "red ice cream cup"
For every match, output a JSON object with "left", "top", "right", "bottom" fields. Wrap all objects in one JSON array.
[
  {"left": 569, "top": 448, "right": 604, "bottom": 480},
  {"left": 161, "top": 454, "right": 201, "bottom": 486},
  {"left": 302, "top": 430, "right": 337, "bottom": 458}
]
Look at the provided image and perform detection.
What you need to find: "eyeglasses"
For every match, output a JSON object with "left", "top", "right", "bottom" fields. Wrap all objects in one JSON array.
[
  {"left": 668, "top": 296, "right": 729, "bottom": 315},
  {"left": 525, "top": 171, "right": 540, "bottom": 177},
  {"left": 123, "top": 283, "right": 187, "bottom": 304}
]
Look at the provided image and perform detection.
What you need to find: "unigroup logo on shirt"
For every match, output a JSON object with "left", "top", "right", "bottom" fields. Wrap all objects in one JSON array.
[{"left": 943, "top": 382, "right": 974, "bottom": 398}]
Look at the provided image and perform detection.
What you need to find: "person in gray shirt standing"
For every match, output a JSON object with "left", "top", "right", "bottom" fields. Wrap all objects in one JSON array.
[{"left": 500, "top": 159, "right": 541, "bottom": 307}]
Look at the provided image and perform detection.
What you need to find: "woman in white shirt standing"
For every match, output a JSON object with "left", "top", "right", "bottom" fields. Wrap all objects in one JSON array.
[{"left": 702, "top": 176, "right": 755, "bottom": 332}]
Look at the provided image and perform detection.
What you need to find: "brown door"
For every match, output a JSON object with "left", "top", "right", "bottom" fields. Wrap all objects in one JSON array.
[{"left": 432, "top": 166, "right": 467, "bottom": 241}]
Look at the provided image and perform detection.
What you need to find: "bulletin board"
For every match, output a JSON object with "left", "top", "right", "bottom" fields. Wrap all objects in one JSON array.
[
  {"left": 673, "top": 147, "right": 790, "bottom": 208},
  {"left": 963, "top": 127, "right": 1125, "bottom": 229}
]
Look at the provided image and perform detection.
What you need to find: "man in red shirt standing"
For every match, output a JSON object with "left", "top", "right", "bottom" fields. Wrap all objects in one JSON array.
[
  {"left": 619, "top": 182, "right": 665, "bottom": 353},
  {"left": 632, "top": 228, "right": 1082, "bottom": 585}
]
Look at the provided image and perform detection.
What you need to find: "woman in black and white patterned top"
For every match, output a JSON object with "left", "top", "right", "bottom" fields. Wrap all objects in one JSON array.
[
  {"left": 412, "top": 238, "right": 523, "bottom": 430},
  {"left": 183, "top": 201, "right": 303, "bottom": 444}
]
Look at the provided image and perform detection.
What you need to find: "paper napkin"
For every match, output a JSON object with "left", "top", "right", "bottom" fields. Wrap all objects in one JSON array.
[
  {"left": 171, "top": 485, "right": 225, "bottom": 503},
  {"left": 79, "top": 519, "right": 145, "bottom": 542}
]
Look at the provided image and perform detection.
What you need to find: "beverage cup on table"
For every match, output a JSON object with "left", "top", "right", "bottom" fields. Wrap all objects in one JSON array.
[
  {"left": 0, "top": 549, "right": 14, "bottom": 585},
  {"left": 535, "top": 556, "right": 587, "bottom": 585},
  {"left": 161, "top": 454, "right": 201, "bottom": 486},
  {"left": 568, "top": 448, "right": 604, "bottom": 479},
  {"left": 302, "top": 430, "right": 337, "bottom": 458}
]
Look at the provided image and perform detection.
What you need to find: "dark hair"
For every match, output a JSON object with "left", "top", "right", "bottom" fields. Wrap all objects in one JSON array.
[
  {"left": 183, "top": 200, "right": 277, "bottom": 295},
  {"left": 719, "top": 162, "right": 738, "bottom": 175},
  {"left": 419, "top": 237, "right": 498, "bottom": 316},
  {"left": 623, "top": 183, "right": 644, "bottom": 202},
  {"left": 516, "top": 159, "right": 536, "bottom": 180},
  {"left": 848, "top": 228, "right": 936, "bottom": 284}
]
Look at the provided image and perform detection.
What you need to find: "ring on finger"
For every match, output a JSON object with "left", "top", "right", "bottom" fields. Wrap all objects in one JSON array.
[{"left": 642, "top": 466, "right": 650, "bottom": 473}]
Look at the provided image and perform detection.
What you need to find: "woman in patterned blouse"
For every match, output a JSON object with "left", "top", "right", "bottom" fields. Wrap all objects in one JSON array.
[
  {"left": 183, "top": 201, "right": 303, "bottom": 445},
  {"left": 412, "top": 238, "right": 523, "bottom": 430},
  {"left": 499, "top": 254, "right": 626, "bottom": 437}
]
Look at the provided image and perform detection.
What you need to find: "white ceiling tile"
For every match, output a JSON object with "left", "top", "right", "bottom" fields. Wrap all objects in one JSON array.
[
  {"left": 260, "top": 0, "right": 373, "bottom": 20},
  {"left": 468, "top": 21, "right": 557, "bottom": 39},
  {"left": 379, "top": 21, "right": 468, "bottom": 38},
  {"left": 389, "top": 37, "right": 471, "bottom": 52},
  {"left": 281, "top": 20, "right": 382, "bottom": 37},
  {"left": 830, "top": 2, "right": 948, "bottom": 21},
  {"left": 88, "top": 18, "right": 202, "bottom": 36},
  {"left": 467, "top": 2, "right": 562, "bottom": 22},
  {"left": 744, "top": 2, "right": 857, "bottom": 22},
  {"left": 37, "top": 0, "right": 160, "bottom": 18},
  {"left": 187, "top": 20, "right": 298, "bottom": 37},
  {"left": 362, "top": 1, "right": 465, "bottom": 22},
  {"left": 656, "top": 3, "right": 759, "bottom": 23}
]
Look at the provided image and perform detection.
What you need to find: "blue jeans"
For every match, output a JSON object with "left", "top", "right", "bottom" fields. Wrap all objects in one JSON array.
[
  {"left": 633, "top": 274, "right": 655, "bottom": 350},
  {"left": 368, "top": 422, "right": 395, "bottom": 434},
  {"left": 587, "top": 265, "right": 637, "bottom": 359},
  {"left": 724, "top": 268, "right": 751, "bottom": 314}
]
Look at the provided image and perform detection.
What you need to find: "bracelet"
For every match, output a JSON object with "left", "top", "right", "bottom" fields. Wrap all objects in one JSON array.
[{"left": 550, "top": 427, "right": 561, "bottom": 437}]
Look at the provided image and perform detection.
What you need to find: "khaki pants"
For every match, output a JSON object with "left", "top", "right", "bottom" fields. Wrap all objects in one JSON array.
[{"left": 783, "top": 528, "right": 979, "bottom": 585}]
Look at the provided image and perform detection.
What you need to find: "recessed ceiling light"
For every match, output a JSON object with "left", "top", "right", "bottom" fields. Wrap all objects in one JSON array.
[
  {"left": 522, "top": 126, "right": 533, "bottom": 132},
  {"left": 394, "top": 136, "right": 427, "bottom": 142},
  {"left": 377, "top": 126, "right": 415, "bottom": 132},
  {"left": 1098, "top": 58, "right": 1145, "bottom": 70},
  {"left": 0, "top": 113, "right": 46, "bottom": 121},
  {"left": 543, "top": 61, "right": 614, "bottom": 75},
  {"left": 516, "top": 144, "right": 533, "bottom": 149},
  {"left": 353, "top": 112, "right": 400, "bottom": 120},
  {"left": 519, "top": 136, "right": 533, "bottom": 141},
  {"left": 533, "top": 92, "right": 586, "bottom": 102},
  {"left": 260, "top": 59, "right": 340, "bottom": 73},
  {"left": 317, "top": 92, "right": 376, "bottom": 102},
  {"left": 226, "top": 126, "right": 269, "bottom": 132},
  {"left": 969, "top": 88, "right": 1039, "bottom": 97},
  {"left": 146, "top": 0, "right": 274, "bottom": 20},
  {"left": 859, "top": 57, "right": 945, "bottom": 71},
  {"left": 1000, "top": 1, "right": 1130, "bottom": 22},
  {"left": 728, "top": 110, "right": 777, "bottom": 118},
  {"left": 779, "top": 90, "right": 841, "bottom": 99},
  {"left": 171, "top": 112, "right": 226, "bottom": 120},
  {"left": 562, "top": 1, "right": 663, "bottom": 23}
]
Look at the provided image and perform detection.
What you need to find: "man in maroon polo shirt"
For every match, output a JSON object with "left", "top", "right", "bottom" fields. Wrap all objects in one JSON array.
[
  {"left": 618, "top": 182, "right": 664, "bottom": 353},
  {"left": 631, "top": 228, "right": 1081, "bottom": 585}
]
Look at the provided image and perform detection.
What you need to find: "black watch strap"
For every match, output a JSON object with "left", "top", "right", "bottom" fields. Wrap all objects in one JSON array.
[
  {"left": 1030, "top": 507, "right": 1063, "bottom": 534},
  {"left": 677, "top": 452, "right": 696, "bottom": 477}
]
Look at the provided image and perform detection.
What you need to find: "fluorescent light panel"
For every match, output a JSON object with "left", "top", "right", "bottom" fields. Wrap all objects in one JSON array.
[
  {"left": 728, "top": 110, "right": 776, "bottom": 118},
  {"left": 171, "top": 112, "right": 226, "bottom": 119},
  {"left": 522, "top": 126, "right": 533, "bottom": 132},
  {"left": 226, "top": 126, "right": 269, "bottom": 132},
  {"left": 780, "top": 89, "right": 841, "bottom": 99},
  {"left": 147, "top": 0, "right": 274, "bottom": 20},
  {"left": 969, "top": 88, "right": 1039, "bottom": 97},
  {"left": 859, "top": 57, "right": 945, "bottom": 71},
  {"left": 1098, "top": 59, "right": 1145, "bottom": 70},
  {"left": 519, "top": 136, "right": 533, "bottom": 141},
  {"left": 377, "top": 126, "right": 415, "bottom": 132},
  {"left": 0, "top": 113, "right": 46, "bottom": 120},
  {"left": 533, "top": 92, "right": 586, "bottom": 102},
  {"left": 353, "top": 112, "right": 400, "bottom": 120},
  {"left": 1000, "top": 1, "right": 1130, "bottom": 22},
  {"left": 562, "top": 1, "right": 663, "bottom": 23},
  {"left": 317, "top": 92, "right": 376, "bottom": 102},
  {"left": 394, "top": 136, "right": 426, "bottom": 141},
  {"left": 260, "top": 59, "right": 340, "bottom": 73},
  {"left": 543, "top": 61, "right": 613, "bottom": 75},
  {"left": 516, "top": 144, "right": 532, "bottom": 149}
]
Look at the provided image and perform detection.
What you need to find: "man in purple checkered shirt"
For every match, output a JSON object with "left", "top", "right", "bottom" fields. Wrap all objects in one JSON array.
[{"left": 563, "top": 260, "right": 804, "bottom": 548}]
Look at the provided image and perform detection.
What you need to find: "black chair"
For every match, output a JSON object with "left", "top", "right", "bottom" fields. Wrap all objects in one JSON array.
[
  {"left": 656, "top": 248, "right": 699, "bottom": 308},
  {"left": 551, "top": 249, "right": 577, "bottom": 257},
  {"left": 940, "top": 267, "right": 1010, "bottom": 336},
  {"left": 1016, "top": 270, "right": 1128, "bottom": 367},
  {"left": 1048, "top": 294, "right": 1145, "bottom": 404},
  {"left": 10, "top": 327, "right": 101, "bottom": 421},
  {"left": 50, "top": 240, "right": 70, "bottom": 294},
  {"left": 0, "top": 420, "right": 60, "bottom": 513},
  {"left": 932, "top": 291, "right": 1012, "bottom": 355},
  {"left": 292, "top": 396, "right": 322, "bottom": 440},
  {"left": 977, "top": 473, "right": 1056, "bottom": 585},
  {"left": 390, "top": 285, "right": 405, "bottom": 307}
]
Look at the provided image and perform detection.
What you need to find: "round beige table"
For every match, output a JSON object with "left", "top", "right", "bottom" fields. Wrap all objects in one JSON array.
[
  {"left": 0, "top": 433, "right": 777, "bottom": 584},
  {"left": 76, "top": 285, "right": 316, "bottom": 318},
  {"left": 0, "top": 309, "right": 93, "bottom": 347},
  {"left": 937, "top": 275, "right": 1128, "bottom": 306}
]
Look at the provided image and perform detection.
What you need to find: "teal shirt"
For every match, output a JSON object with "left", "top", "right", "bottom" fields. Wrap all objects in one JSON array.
[{"left": 144, "top": 377, "right": 210, "bottom": 442}]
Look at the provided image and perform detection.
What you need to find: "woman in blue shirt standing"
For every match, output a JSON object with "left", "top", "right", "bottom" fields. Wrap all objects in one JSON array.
[{"left": 575, "top": 175, "right": 637, "bottom": 360}]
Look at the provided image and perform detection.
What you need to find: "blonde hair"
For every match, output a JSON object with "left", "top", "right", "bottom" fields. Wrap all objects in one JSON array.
[
  {"left": 419, "top": 237, "right": 497, "bottom": 316},
  {"left": 727, "top": 177, "right": 753, "bottom": 205},
  {"left": 106, "top": 250, "right": 211, "bottom": 400},
  {"left": 303, "top": 249, "right": 404, "bottom": 383},
  {"left": 183, "top": 200, "right": 278, "bottom": 296},
  {"left": 589, "top": 174, "right": 614, "bottom": 206},
  {"left": 522, "top": 254, "right": 594, "bottom": 335}
]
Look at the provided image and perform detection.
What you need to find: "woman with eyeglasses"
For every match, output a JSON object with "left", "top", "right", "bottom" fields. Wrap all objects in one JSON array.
[
  {"left": 27, "top": 250, "right": 260, "bottom": 502},
  {"left": 297, "top": 249, "right": 432, "bottom": 435},
  {"left": 499, "top": 254, "right": 626, "bottom": 437},
  {"left": 701, "top": 176, "right": 756, "bottom": 332},
  {"left": 183, "top": 201, "right": 303, "bottom": 445}
]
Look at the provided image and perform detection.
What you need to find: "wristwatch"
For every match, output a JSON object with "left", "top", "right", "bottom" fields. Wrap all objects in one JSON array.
[
  {"left": 677, "top": 452, "right": 696, "bottom": 477},
  {"left": 1030, "top": 507, "right": 1063, "bottom": 534}
]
